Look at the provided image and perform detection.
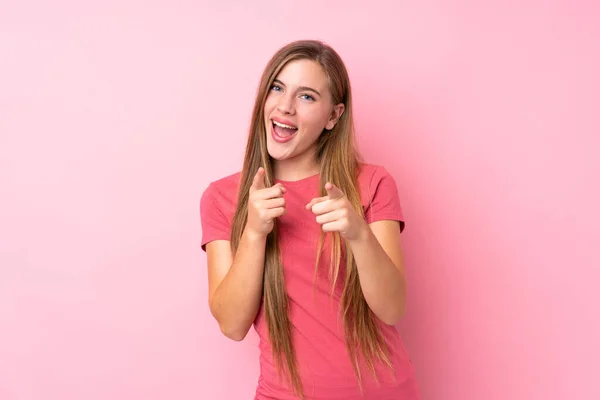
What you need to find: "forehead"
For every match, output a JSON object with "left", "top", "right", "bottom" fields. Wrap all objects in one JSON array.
[{"left": 275, "top": 59, "right": 329, "bottom": 92}]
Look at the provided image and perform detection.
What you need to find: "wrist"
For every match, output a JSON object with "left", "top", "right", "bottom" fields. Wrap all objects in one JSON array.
[
  {"left": 243, "top": 228, "right": 268, "bottom": 243},
  {"left": 347, "top": 220, "right": 371, "bottom": 244}
]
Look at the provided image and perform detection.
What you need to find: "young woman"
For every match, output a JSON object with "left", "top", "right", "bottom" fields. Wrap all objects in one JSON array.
[{"left": 200, "top": 40, "right": 420, "bottom": 400}]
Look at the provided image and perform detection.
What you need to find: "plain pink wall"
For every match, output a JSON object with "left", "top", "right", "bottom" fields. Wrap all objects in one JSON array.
[{"left": 1, "top": 1, "right": 598, "bottom": 399}]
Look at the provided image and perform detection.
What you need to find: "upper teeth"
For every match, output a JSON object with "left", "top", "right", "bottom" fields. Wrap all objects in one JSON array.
[{"left": 273, "top": 120, "right": 296, "bottom": 129}]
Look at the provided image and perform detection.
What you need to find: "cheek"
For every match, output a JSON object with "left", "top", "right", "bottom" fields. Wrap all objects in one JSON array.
[
  {"left": 300, "top": 110, "right": 330, "bottom": 133},
  {"left": 263, "top": 97, "right": 276, "bottom": 118}
]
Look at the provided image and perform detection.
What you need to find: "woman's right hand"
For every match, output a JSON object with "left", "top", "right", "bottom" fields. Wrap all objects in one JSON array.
[{"left": 246, "top": 167, "right": 286, "bottom": 238}]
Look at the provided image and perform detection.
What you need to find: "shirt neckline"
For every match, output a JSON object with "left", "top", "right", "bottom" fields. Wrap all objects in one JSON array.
[{"left": 274, "top": 172, "right": 320, "bottom": 185}]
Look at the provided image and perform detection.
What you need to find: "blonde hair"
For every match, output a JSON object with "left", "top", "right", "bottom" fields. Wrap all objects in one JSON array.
[{"left": 230, "top": 40, "right": 392, "bottom": 398}]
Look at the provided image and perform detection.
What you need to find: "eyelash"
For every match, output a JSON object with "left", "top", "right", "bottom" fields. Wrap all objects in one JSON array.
[{"left": 270, "top": 84, "right": 315, "bottom": 102}]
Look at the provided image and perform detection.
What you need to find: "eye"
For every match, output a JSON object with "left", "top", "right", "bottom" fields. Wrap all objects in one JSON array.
[
  {"left": 300, "top": 94, "right": 315, "bottom": 101},
  {"left": 270, "top": 84, "right": 282, "bottom": 92}
]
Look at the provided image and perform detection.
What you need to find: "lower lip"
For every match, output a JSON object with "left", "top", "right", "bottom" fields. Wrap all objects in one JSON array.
[{"left": 271, "top": 122, "right": 297, "bottom": 143}]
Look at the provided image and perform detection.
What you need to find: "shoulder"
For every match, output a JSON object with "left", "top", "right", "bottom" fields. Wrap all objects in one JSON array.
[
  {"left": 200, "top": 171, "right": 242, "bottom": 217},
  {"left": 358, "top": 162, "right": 389, "bottom": 179},
  {"left": 357, "top": 162, "right": 405, "bottom": 230},
  {"left": 200, "top": 171, "right": 241, "bottom": 249},
  {"left": 357, "top": 163, "right": 396, "bottom": 195},
  {"left": 202, "top": 171, "right": 242, "bottom": 199}
]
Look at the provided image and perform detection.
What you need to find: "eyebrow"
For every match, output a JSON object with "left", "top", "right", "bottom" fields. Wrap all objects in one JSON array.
[{"left": 273, "top": 79, "right": 321, "bottom": 97}]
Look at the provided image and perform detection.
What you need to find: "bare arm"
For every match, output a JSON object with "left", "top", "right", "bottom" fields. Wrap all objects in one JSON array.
[
  {"left": 306, "top": 181, "right": 407, "bottom": 326},
  {"left": 206, "top": 230, "right": 267, "bottom": 341},
  {"left": 205, "top": 167, "right": 286, "bottom": 341},
  {"left": 347, "top": 220, "right": 407, "bottom": 325}
]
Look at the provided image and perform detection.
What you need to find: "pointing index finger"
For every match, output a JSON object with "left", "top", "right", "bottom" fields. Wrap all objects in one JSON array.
[
  {"left": 325, "top": 182, "right": 345, "bottom": 200},
  {"left": 251, "top": 167, "right": 265, "bottom": 192}
]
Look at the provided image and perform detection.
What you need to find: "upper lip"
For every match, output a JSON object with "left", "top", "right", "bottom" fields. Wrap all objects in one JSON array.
[{"left": 271, "top": 117, "right": 297, "bottom": 129}]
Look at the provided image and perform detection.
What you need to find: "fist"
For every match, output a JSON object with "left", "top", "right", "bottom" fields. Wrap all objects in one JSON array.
[
  {"left": 305, "top": 182, "right": 368, "bottom": 241},
  {"left": 246, "top": 167, "right": 286, "bottom": 238}
]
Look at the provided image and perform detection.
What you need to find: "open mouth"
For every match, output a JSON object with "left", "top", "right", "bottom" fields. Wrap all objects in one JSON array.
[{"left": 271, "top": 119, "right": 298, "bottom": 142}]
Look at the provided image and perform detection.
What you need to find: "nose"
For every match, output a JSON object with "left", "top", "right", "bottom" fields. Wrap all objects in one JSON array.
[{"left": 276, "top": 93, "right": 295, "bottom": 115}]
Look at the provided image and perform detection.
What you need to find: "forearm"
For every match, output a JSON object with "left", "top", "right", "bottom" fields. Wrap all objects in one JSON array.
[
  {"left": 347, "top": 227, "right": 407, "bottom": 325},
  {"left": 210, "top": 229, "right": 266, "bottom": 340}
]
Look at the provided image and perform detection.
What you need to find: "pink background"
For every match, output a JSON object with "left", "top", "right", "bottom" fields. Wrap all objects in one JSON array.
[{"left": 1, "top": 1, "right": 598, "bottom": 399}]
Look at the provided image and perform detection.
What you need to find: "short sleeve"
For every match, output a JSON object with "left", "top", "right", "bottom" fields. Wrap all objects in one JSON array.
[
  {"left": 200, "top": 183, "right": 232, "bottom": 252},
  {"left": 363, "top": 166, "right": 406, "bottom": 233}
]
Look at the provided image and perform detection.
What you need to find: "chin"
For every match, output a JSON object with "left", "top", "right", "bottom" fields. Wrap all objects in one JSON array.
[{"left": 266, "top": 148, "right": 292, "bottom": 161}]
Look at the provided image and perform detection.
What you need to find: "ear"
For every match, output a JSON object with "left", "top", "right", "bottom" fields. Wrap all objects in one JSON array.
[{"left": 325, "top": 103, "right": 345, "bottom": 130}]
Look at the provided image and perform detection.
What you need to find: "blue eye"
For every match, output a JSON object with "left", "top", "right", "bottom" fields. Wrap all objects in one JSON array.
[
  {"left": 271, "top": 84, "right": 282, "bottom": 92},
  {"left": 301, "top": 94, "right": 315, "bottom": 101}
]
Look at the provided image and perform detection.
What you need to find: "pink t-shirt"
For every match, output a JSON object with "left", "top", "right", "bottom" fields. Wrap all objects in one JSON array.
[{"left": 200, "top": 163, "right": 420, "bottom": 400}]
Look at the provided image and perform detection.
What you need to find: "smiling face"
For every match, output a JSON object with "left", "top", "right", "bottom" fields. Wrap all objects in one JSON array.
[{"left": 264, "top": 59, "right": 344, "bottom": 164}]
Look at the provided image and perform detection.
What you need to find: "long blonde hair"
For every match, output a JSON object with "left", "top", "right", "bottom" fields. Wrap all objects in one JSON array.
[{"left": 230, "top": 40, "right": 392, "bottom": 398}]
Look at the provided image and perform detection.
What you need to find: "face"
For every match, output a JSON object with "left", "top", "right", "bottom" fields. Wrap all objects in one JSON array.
[{"left": 263, "top": 59, "right": 344, "bottom": 162}]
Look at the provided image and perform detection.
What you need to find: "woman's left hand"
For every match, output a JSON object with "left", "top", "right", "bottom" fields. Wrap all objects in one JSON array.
[{"left": 305, "top": 182, "right": 369, "bottom": 241}]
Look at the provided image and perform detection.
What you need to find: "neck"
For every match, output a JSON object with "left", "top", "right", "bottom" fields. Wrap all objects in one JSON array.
[{"left": 273, "top": 148, "right": 320, "bottom": 181}]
